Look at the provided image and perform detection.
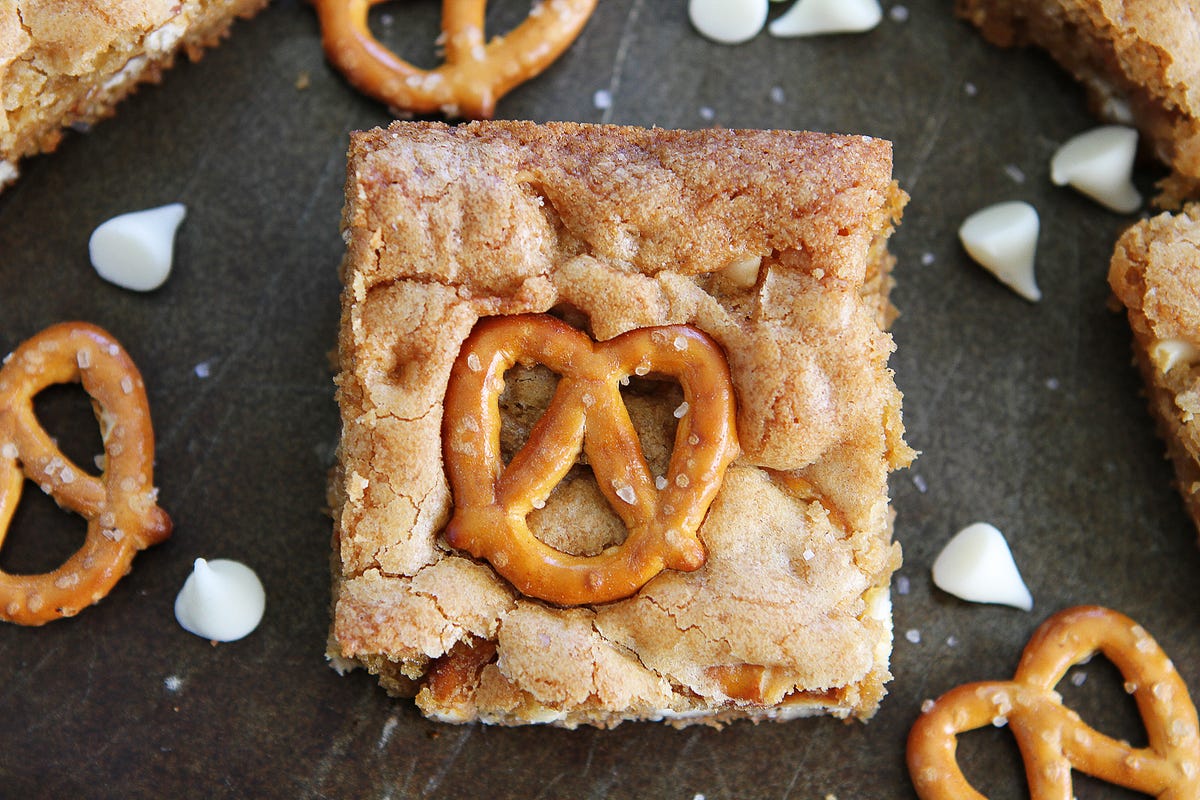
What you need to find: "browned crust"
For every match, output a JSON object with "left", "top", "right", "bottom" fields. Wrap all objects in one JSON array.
[{"left": 1108, "top": 204, "right": 1200, "bottom": 543}]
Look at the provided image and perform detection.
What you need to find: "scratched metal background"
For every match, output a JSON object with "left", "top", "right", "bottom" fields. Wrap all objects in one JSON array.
[{"left": 1, "top": 1, "right": 1197, "bottom": 797}]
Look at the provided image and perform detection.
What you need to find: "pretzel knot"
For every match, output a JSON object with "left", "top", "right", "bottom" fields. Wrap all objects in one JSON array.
[
  {"left": 908, "top": 606, "right": 1200, "bottom": 800},
  {"left": 0, "top": 323, "right": 172, "bottom": 625},
  {"left": 442, "top": 314, "right": 739, "bottom": 605},
  {"left": 314, "top": 0, "right": 598, "bottom": 119}
]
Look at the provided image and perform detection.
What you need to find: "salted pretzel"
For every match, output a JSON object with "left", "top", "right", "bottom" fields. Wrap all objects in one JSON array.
[
  {"left": 908, "top": 605, "right": 1200, "bottom": 800},
  {"left": 0, "top": 323, "right": 172, "bottom": 625},
  {"left": 442, "top": 314, "right": 739, "bottom": 605},
  {"left": 314, "top": 0, "right": 598, "bottom": 119}
]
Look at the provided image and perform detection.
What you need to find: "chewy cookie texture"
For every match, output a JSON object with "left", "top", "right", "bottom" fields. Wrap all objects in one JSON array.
[
  {"left": 329, "top": 121, "right": 913, "bottom": 727},
  {"left": 0, "top": 0, "right": 268, "bottom": 188},
  {"left": 1109, "top": 205, "right": 1200, "bottom": 544},
  {"left": 955, "top": 0, "right": 1200, "bottom": 206}
]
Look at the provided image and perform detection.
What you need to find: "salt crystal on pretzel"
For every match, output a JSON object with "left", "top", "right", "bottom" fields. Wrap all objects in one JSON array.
[
  {"left": 0, "top": 322, "right": 171, "bottom": 625},
  {"left": 908, "top": 605, "right": 1200, "bottom": 799}
]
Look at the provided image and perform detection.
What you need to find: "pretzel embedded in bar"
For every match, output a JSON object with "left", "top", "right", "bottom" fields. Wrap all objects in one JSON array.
[
  {"left": 441, "top": 314, "right": 739, "bottom": 605},
  {"left": 908, "top": 605, "right": 1200, "bottom": 800},
  {"left": 314, "top": 0, "right": 598, "bottom": 119},
  {"left": 0, "top": 323, "right": 172, "bottom": 625}
]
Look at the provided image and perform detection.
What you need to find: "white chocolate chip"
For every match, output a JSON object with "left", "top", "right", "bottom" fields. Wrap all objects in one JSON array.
[
  {"left": 1150, "top": 339, "right": 1200, "bottom": 373},
  {"left": 89, "top": 203, "right": 187, "bottom": 291},
  {"left": 174, "top": 558, "right": 265, "bottom": 642},
  {"left": 688, "top": 0, "right": 768, "bottom": 44},
  {"left": 769, "top": 0, "right": 882, "bottom": 37},
  {"left": 932, "top": 522, "right": 1034, "bottom": 611},
  {"left": 719, "top": 256, "right": 761, "bottom": 288},
  {"left": 1050, "top": 126, "right": 1142, "bottom": 214},
  {"left": 959, "top": 201, "right": 1041, "bottom": 302}
]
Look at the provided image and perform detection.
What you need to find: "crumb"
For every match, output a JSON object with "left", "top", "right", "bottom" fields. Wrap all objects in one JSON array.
[
  {"left": 906, "top": 629, "right": 922, "bottom": 644},
  {"left": 295, "top": 71, "right": 311, "bottom": 90}
]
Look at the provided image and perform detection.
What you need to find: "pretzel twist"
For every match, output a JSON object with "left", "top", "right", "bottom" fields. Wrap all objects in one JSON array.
[
  {"left": 314, "top": 0, "right": 598, "bottom": 119},
  {"left": 0, "top": 323, "right": 172, "bottom": 625},
  {"left": 908, "top": 606, "right": 1200, "bottom": 800},
  {"left": 442, "top": 314, "right": 739, "bottom": 605}
]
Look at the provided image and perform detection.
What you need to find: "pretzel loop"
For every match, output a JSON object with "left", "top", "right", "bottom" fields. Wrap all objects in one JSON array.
[
  {"left": 908, "top": 606, "right": 1200, "bottom": 800},
  {"left": 442, "top": 314, "right": 739, "bottom": 605},
  {"left": 0, "top": 323, "right": 172, "bottom": 625},
  {"left": 315, "top": 0, "right": 598, "bottom": 119}
]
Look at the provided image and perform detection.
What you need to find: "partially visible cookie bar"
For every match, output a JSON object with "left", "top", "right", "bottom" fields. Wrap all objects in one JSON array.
[
  {"left": 0, "top": 0, "right": 268, "bottom": 189},
  {"left": 956, "top": 0, "right": 1200, "bottom": 206},
  {"left": 329, "top": 120, "right": 914, "bottom": 727},
  {"left": 1109, "top": 205, "right": 1200, "bottom": 542}
]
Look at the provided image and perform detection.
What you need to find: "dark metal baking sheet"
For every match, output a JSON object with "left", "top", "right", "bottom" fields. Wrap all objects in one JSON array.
[{"left": 2, "top": 1, "right": 1197, "bottom": 797}]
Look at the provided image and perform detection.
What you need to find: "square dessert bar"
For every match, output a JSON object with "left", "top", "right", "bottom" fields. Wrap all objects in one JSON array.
[
  {"left": 329, "top": 120, "right": 913, "bottom": 727},
  {"left": 1109, "top": 205, "right": 1200, "bottom": 543},
  {"left": 956, "top": 0, "right": 1200, "bottom": 206},
  {"left": 0, "top": 0, "right": 268, "bottom": 189}
]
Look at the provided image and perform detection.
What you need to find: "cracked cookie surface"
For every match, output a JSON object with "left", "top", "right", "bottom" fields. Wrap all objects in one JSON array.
[{"left": 329, "top": 120, "right": 913, "bottom": 727}]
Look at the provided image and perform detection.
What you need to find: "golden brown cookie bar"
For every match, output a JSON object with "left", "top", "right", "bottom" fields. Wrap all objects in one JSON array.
[
  {"left": 1109, "top": 205, "right": 1200, "bottom": 543},
  {"left": 0, "top": 0, "right": 268, "bottom": 189},
  {"left": 955, "top": 0, "right": 1200, "bottom": 206},
  {"left": 328, "top": 120, "right": 914, "bottom": 728}
]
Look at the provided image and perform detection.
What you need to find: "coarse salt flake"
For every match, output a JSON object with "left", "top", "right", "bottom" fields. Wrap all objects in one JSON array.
[{"left": 673, "top": 401, "right": 689, "bottom": 419}]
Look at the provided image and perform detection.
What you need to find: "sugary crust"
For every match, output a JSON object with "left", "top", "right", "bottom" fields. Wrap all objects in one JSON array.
[
  {"left": 0, "top": 0, "right": 269, "bottom": 189},
  {"left": 330, "top": 121, "right": 913, "bottom": 727},
  {"left": 1109, "top": 204, "right": 1200, "bottom": 543},
  {"left": 955, "top": 0, "right": 1200, "bottom": 206}
]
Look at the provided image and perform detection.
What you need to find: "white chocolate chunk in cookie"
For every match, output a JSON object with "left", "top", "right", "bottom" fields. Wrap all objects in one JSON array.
[{"left": 1150, "top": 339, "right": 1200, "bottom": 375}]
